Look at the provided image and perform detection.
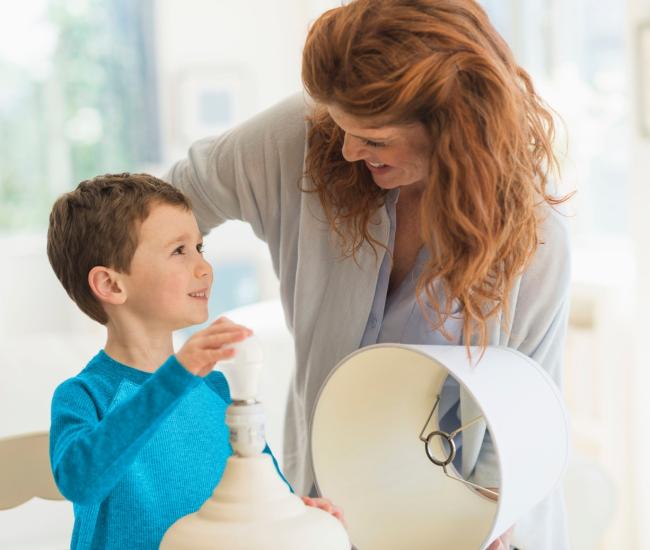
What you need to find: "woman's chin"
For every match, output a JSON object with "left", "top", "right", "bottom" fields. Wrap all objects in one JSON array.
[
  {"left": 370, "top": 174, "right": 396, "bottom": 189},
  {"left": 372, "top": 177, "right": 426, "bottom": 195},
  {"left": 369, "top": 170, "right": 414, "bottom": 190}
]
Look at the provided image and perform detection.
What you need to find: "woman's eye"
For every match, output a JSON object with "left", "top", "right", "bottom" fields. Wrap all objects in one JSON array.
[
  {"left": 173, "top": 245, "right": 185, "bottom": 255},
  {"left": 363, "top": 139, "right": 385, "bottom": 148}
]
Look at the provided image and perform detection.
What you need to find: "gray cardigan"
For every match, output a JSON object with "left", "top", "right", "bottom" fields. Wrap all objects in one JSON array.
[{"left": 166, "top": 92, "right": 572, "bottom": 549}]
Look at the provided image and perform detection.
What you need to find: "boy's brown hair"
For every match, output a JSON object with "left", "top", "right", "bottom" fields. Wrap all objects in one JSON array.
[{"left": 47, "top": 173, "right": 191, "bottom": 324}]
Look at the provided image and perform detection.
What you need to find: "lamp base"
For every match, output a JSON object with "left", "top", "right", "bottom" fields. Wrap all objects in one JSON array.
[{"left": 161, "top": 454, "right": 350, "bottom": 549}]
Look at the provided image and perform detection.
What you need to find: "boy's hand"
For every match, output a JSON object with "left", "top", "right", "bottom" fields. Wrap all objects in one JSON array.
[
  {"left": 176, "top": 317, "right": 253, "bottom": 377},
  {"left": 301, "top": 496, "right": 347, "bottom": 527}
]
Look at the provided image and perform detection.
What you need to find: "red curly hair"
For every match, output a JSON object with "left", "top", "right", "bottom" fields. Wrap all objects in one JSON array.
[{"left": 302, "top": 0, "right": 569, "bottom": 350}]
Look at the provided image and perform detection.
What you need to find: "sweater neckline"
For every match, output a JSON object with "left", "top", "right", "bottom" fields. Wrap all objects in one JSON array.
[{"left": 88, "top": 349, "right": 155, "bottom": 385}]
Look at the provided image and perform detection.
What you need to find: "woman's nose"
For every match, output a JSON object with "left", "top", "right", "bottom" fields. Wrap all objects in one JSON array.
[{"left": 341, "top": 133, "right": 365, "bottom": 162}]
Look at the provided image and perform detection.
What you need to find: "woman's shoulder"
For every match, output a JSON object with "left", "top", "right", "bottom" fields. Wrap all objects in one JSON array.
[
  {"left": 262, "top": 91, "right": 314, "bottom": 123},
  {"left": 519, "top": 202, "right": 572, "bottom": 295},
  {"left": 535, "top": 202, "right": 572, "bottom": 264},
  {"left": 229, "top": 91, "right": 313, "bottom": 150}
]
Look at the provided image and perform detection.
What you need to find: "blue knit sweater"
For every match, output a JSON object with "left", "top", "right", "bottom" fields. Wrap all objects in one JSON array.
[{"left": 50, "top": 350, "right": 284, "bottom": 549}]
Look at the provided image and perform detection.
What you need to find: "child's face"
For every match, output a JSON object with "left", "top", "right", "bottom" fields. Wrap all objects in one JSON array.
[{"left": 120, "top": 202, "right": 213, "bottom": 331}]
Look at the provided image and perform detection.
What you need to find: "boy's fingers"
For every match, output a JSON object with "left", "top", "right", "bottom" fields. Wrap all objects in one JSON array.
[
  {"left": 204, "top": 347, "right": 237, "bottom": 363},
  {"left": 204, "top": 323, "right": 253, "bottom": 337},
  {"left": 195, "top": 329, "right": 251, "bottom": 349},
  {"left": 211, "top": 316, "right": 232, "bottom": 325},
  {"left": 202, "top": 325, "right": 249, "bottom": 337},
  {"left": 210, "top": 316, "right": 252, "bottom": 331},
  {"left": 196, "top": 344, "right": 240, "bottom": 375}
]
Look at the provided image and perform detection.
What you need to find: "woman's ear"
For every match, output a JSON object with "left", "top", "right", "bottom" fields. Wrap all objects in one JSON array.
[{"left": 88, "top": 266, "right": 127, "bottom": 305}]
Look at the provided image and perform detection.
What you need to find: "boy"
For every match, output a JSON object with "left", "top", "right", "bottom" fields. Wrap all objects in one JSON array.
[{"left": 47, "top": 173, "right": 341, "bottom": 549}]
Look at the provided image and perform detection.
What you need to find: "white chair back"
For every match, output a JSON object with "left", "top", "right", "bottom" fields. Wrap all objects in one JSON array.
[{"left": 0, "top": 431, "right": 64, "bottom": 510}]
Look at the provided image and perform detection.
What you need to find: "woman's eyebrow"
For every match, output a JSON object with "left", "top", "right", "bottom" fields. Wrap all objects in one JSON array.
[
  {"left": 349, "top": 132, "right": 390, "bottom": 142},
  {"left": 328, "top": 110, "right": 393, "bottom": 141}
]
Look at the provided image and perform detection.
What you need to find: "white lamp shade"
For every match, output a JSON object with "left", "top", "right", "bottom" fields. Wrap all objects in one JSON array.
[{"left": 311, "top": 345, "right": 569, "bottom": 550}]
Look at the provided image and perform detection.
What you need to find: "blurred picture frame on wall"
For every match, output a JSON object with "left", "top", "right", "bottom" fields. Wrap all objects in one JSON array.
[
  {"left": 638, "top": 21, "right": 650, "bottom": 138},
  {"left": 174, "top": 67, "right": 253, "bottom": 148}
]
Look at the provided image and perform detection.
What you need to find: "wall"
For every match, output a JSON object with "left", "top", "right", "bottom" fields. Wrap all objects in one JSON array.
[{"left": 628, "top": 1, "right": 650, "bottom": 548}]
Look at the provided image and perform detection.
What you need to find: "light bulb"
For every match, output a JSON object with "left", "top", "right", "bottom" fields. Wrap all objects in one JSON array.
[{"left": 218, "top": 335, "right": 263, "bottom": 402}]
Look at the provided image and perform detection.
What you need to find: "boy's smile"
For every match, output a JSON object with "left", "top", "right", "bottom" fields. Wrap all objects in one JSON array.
[{"left": 120, "top": 202, "right": 213, "bottom": 331}]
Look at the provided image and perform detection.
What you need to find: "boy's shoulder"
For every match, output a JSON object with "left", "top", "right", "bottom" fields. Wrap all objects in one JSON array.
[
  {"left": 52, "top": 351, "right": 135, "bottom": 413},
  {"left": 53, "top": 352, "right": 233, "bottom": 415}
]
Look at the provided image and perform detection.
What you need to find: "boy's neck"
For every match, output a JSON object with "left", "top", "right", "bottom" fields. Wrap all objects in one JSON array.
[{"left": 104, "top": 320, "right": 176, "bottom": 373}]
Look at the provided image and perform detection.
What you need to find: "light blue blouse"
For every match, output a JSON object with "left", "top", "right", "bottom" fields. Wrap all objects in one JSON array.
[{"left": 359, "top": 190, "right": 496, "bottom": 483}]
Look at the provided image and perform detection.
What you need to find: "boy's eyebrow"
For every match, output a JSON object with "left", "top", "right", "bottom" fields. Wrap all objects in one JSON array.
[{"left": 164, "top": 233, "right": 203, "bottom": 247}]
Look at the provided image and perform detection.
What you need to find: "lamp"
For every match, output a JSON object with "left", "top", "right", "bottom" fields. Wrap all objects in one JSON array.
[
  {"left": 161, "top": 336, "right": 350, "bottom": 549},
  {"left": 311, "top": 344, "right": 568, "bottom": 550}
]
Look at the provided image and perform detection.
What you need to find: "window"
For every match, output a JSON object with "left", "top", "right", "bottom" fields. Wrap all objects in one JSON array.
[
  {"left": 0, "top": 0, "right": 160, "bottom": 231},
  {"left": 482, "top": 0, "right": 630, "bottom": 241}
]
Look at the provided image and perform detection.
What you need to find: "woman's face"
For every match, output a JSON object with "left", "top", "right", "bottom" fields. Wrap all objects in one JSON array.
[{"left": 327, "top": 104, "right": 433, "bottom": 194}]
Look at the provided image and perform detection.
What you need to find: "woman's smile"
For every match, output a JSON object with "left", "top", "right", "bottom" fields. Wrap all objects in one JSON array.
[{"left": 365, "top": 160, "right": 392, "bottom": 174}]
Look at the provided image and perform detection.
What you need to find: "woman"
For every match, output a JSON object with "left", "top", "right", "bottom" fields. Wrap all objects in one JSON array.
[{"left": 166, "top": 1, "right": 571, "bottom": 548}]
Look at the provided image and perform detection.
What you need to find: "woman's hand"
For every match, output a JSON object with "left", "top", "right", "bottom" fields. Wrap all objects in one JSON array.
[
  {"left": 175, "top": 316, "right": 253, "bottom": 377},
  {"left": 301, "top": 496, "right": 347, "bottom": 527},
  {"left": 477, "top": 487, "right": 513, "bottom": 549},
  {"left": 487, "top": 526, "right": 514, "bottom": 550}
]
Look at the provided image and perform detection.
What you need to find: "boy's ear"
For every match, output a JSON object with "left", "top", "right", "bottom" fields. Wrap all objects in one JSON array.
[{"left": 88, "top": 266, "right": 127, "bottom": 305}]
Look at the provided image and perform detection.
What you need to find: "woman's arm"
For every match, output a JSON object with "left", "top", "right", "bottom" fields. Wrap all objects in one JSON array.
[
  {"left": 507, "top": 207, "right": 572, "bottom": 382},
  {"left": 163, "top": 93, "right": 310, "bottom": 245},
  {"left": 472, "top": 206, "right": 572, "bottom": 549}
]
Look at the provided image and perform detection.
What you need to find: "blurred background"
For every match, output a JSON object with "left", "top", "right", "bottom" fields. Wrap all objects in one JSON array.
[{"left": 1, "top": 0, "right": 649, "bottom": 548}]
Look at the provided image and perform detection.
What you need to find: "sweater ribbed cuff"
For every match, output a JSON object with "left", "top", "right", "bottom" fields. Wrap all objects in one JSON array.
[{"left": 156, "top": 355, "right": 201, "bottom": 397}]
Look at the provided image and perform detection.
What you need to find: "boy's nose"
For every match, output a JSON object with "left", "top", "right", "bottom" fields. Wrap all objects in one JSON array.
[{"left": 196, "top": 256, "right": 212, "bottom": 279}]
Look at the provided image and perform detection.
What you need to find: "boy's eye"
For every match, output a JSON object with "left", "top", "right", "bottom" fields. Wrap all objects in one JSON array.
[
  {"left": 172, "top": 245, "right": 185, "bottom": 255},
  {"left": 197, "top": 242, "right": 205, "bottom": 254}
]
